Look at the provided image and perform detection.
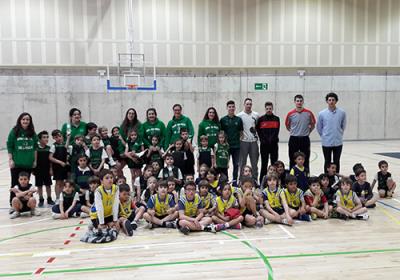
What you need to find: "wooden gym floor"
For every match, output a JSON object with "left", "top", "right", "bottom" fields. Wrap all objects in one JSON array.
[{"left": 1, "top": 140, "right": 400, "bottom": 279}]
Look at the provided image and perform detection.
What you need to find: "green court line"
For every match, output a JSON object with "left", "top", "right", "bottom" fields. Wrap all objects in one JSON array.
[
  {"left": 1, "top": 247, "right": 400, "bottom": 278},
  {"left": 0, "top": 224, "right": 85, "bottom": 243},
  {"left": 222, "top": 231, "right": 274, "bottom": 280}
]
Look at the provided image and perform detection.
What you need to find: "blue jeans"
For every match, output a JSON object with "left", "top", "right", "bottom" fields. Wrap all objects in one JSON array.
[{"left": 229, "top": 147, "right": 240, "bottom": 181}]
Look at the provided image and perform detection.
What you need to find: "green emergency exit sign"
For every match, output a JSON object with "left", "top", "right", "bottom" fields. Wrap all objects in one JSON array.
[{"left": 255, "top": 83, "right": 268, "bottom": 90}]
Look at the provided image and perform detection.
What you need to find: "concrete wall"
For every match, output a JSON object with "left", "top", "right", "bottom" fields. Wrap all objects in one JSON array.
[{"left": 1, "top": 68, "right": 400, "bottom": 149}]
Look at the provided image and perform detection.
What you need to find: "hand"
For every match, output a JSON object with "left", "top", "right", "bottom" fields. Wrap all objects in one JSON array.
[
  {"left": 32, "top": 161, "right": 37, "bottom": 168},
  {"left": 9, "top": 159, "right": 15, "bottom": 169},
  {"left": 322, "top": 212, "right": 328, "bottom": 219},
  {"left": 244, "top": 189, "right": 252, "bottom": 196},
  {"left": 61, "top": 162, "right": 66, "bottom": 167},
  {"left": 193, "top": 219, "right": 201, "bottom": 228}
]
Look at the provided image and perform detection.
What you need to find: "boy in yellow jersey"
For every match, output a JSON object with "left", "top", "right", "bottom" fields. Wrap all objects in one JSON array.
[
  {"left": 118, "top": 184, "right": 141, "bottom": 236},
  {"left": 282, "top": 175, "right": 311, "bottom": 222},
  {"left": 89, "top": 170, "right": 120, "bottom": 231},
  {"left": 212, "top": 183, "right": 244, "bottom": 231},
  {"left": 259, "top": 173, "right": 293, "bottom": 225},
  {"left": 335, "top": 178, "right": 368, "bottom": 220},
  {"left": 198, "top": 180, "right": 216, "bottom": 217},
  {"left": 236, "top": 177, "right": 264, "bottom": 228},
  {"left": 177, "top": 181, "right": 216, "bottom": 235},
  {"left": 143, "top": 180, "right": 178, "bottom": 228}
]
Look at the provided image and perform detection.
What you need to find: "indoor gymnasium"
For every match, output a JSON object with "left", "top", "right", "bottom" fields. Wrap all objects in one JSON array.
[{"left": 1, "top": 0, "right": 400, "bottom": 279}]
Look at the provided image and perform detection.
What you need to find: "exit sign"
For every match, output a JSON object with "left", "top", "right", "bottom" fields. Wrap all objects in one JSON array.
[{"left": 255, "top": 83, "right": 268, "bottom": 90}]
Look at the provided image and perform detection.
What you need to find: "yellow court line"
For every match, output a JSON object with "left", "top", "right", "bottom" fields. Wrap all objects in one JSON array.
[{"left": 377, "top": 206, "right": 400, "bottom": 226}]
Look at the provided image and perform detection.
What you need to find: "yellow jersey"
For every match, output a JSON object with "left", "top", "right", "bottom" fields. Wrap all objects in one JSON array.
[
  {"left": 179, "top": 194, "right": 203, "bottom": 217},
  {"left": 90, "top": 184, "right": 118, "bottom": 220},
  {"left": 216, "top": 195, "right": 237, "bottom": 214},
  {"left": 262, "top": 187, "right": 282, "bottom": 208},
  {"left": 336, "top": 190, "right": 356, "bottom": 210},
  {"left": 283, "top": 188, "right": 303, "bottom": 209}
]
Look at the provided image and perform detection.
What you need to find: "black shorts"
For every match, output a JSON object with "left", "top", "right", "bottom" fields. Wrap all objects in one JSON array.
[
  {"left": 155, "top": 214, "right": 168, "bottom": 220},
  {"left": 242, "top": 209, "right": 254, "bottom": 218},
  {"left": 19, "top": 199, "right": 31, "bottom": 212},
  {"left": 290, "top": 206, "right": 299, "bottom": 211},
  {"left": 136, "top": 202, "right": 147, "bottom": 210},
  {"left": 53, "top": 165, "right": 68, "bottom": 180},
  {"left": 272, "top": 207, "right": 285, "bottom": 215},
  {"left": 91, "top": 215, "right": 114, "bottom": 229},
  {"left": 127, "top": 211, "right": 136, "bottom": 222},
  {"left": 35, "top": 174, "right": 52, "bottom": 187}
]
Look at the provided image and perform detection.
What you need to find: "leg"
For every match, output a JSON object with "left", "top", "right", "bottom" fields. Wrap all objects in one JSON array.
[
  {"left": 352, "top": 207, "right": 367, "bottom": 216},
  {"left": 332, "top": 145, "right": 343, "bottom": 173},
  {"left": 27, "top": 197, "right": 37, "bottom": 209},
  {"left": 379, "top": 189, "right": 386, "bottom": 198},
  {"left": 45, "top": 185, "right": 52, "bottom": 200},
  {"left": 212, "top": 215, "right": 226, "bottom": 224},
  {"left": 387, "top": 179, "right": 397, "bottom": 197},
  {"left": 12, "top": 197, "right": 23, "bottom": 212},
  {"left": 260, "top": 209, "right": 281, "bottom": 223},
  {"left": 249, "top": 142, "right": 259, "bottom": 181},
  {"left": 230, "top": 148, "right": 241, "bottom": 182},
  {"left": 302, "top": 137, "right": 311, "bottom": 170},
  {"left": 239, "top": 141, "right": 250, "bottom": 177},
  {"left": 37, "top": 185, "right": 44, "bottom": 199},
  {"left": 365, "top": 193, "right": 378, "bottom": 207},
  {"left": 288, "top": 136, "right": 297, "bottom": 168},
  {"left": 322, "top": 146, "right": 333, "bottom": 173},
  {"left": 336, "top": 206, "right": 352, "bottom": 217},
  {"left": 228, "top": 215, "right": 244, "bottom": 227},
  {"left": 259, "top": 144, "right": 268, "bottom": 184},
  {"left": 134, "top": 206, "right": 146, "bottom": 221}
]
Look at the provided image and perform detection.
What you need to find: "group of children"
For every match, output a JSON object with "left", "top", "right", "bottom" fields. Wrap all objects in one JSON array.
[{"left": 9, "top": 124, "right": 397, "bottom": 239}]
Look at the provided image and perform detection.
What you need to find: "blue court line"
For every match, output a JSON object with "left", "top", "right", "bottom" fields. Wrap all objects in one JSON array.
[{"left": 377, "top": 201, "right": 400, "bottom": 212}]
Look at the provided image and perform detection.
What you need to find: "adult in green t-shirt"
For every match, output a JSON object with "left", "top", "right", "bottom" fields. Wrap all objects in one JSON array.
[
  {"left": 220, "top": 100, "right": 243, "bottom": 182},
  {"left": 60, "top": 108, "right": 87, "bottom": 140},
  {"left": 198, "top": 107, "right": 221, "bottom": 148},
  {"left": 7, "top": 112, "right": 38, "bottom": 207},
  {"left": 165, "top": 104, "right": 194, "bottom": 148},
  {"left": 141, "top": 108, "right": 166, "bottom": 148},
  {"left": 120, "top": 108, "right": 142, "bottom": 141}
]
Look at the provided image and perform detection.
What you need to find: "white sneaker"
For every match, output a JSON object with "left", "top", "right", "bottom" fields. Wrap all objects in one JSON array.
[
  {"left": 80, "top": 212, "right": 89, "bottom": 218},
  {"left": 9, "top": 207, "right": 15, "bottom": 215},
  {"left": 52, "top": 213, "right": 61, "bottom": 219},
  {"left": 264, "top": 218, "right": 272, "bottom": 225},
  {"left": 356, "top": 213, "right": 369, "bottom": 220},
  {"left": 31, "top": 209, "right": 41, "bottom": 216},
  {"left": 10, "top": 211, "right": 20, "bottom": 219}
]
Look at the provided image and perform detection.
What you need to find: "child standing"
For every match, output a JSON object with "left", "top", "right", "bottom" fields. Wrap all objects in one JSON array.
[
  {"left": 51, "top": 180, "right": 81, "bottom": 219},
  {"left": 214, "top": 131, "right": 230, "bottom": 178},
  {"left": 66, "top": 135, "right": 86, "bottom": 176},
  {"left": 371, "top": 160, "right": 397, "bottom": 198},
  {"left": 74, "top": 155, "right": 93, "bottom": 208},
  {"left": 98, "top": 126, "right": 117, "bottom": 167},
  {"left": 197, "top": 135, "right": 215, "bottom": 170},
  {"left": 86, "top": 134, "right": 108, "bottom": 175},
  {"left": 180, "top": 128, "right": 195, "bottom": 176},
  {"left": 146, "top": 135, "right": 164, "bottom": 166},
  {"left": 335, "top": 178, "right": 369, "bottom": 220},
  {"left": 124, "top": 130, "right": 145, "bottom": 184},
  {"left": 49, "top": 129, "right": 69, "bottom": 200},
  {"left": 352, "top": 169, "right": 378, "bottom": 208},
  {"left": 35, "top": 131, "right": 54, "bottom": 207},
  {"left": 10, "top": 172, "right": 40, "bottom": 219},
  {"left": 158, "top": 154, "right": 183, "bottom": 187},
  {"left": 304, "top": 177, "right": 332, "bottom": 219},
  {"left": 282, "top": 175, "right": 311, "bottom": 221},
  {"left": 289, "top": 152, "right": 309, "bottom": 192},
  {"left": 177, "top": 181, "right": 216, "bottom": 235},
  {"left": 164, "top": 139, "right": 186, "bottom": 176},
  {"left": 84, "top": 122, "right": 98, "bottom": 146}
]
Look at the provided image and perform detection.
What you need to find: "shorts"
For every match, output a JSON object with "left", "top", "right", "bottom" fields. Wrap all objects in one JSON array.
[
  {"left": 242, "top": 209, "right": 254, "bottom": 218},
  {"left": 35, "top": 173, "right": 52, "bottom": 187},
  {"left": 20, "top": 199, "right": 32, "bottom": 212},
  {"left": 155, "top": 214, "right": 168, "bottom": 220},
  {"left": 52, "top": 165, "right": 68, "bottom": 181},
  {"left": 136, "top": 202, "right": 147, "bottom": 209},
  {"left": 272, "top": 207, "right": 285, "bottom": 215},
  {"left": 127, "top": 159, "right": 144, "bottom": 169},
  {"left": 91, "top": 215, "right": 114, "bottom": 229},
  {"left": 290, "top": 206, "right": 299, "bottom": 211}
]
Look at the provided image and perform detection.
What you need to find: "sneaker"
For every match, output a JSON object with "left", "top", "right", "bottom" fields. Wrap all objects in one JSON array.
[
  {"left": 179, "top": 226, "right": 190, "bottom": 235},
  {"left": 10, "top": 211, "right": 20, "bottom": 219},
  {"left": 356, "top": 213, "right": 369, "bottom": 220},
  {"left": 123, "top": 220, "right": 134, "bottom": 236},
  {"left": 230, "top": 223, "right": 242, "bottom": 230},
  {"left": 146, "top": 222, "right": 154, "bottom": 229},
  {"left": 47, "top": 198, "right": 55, "bottom": 206},
  {"left": 215, "top": 223, "right": 226, "bottom": 232},
  {"left": 311, "top": 213, "right": 318, "bottom": 220},
  {"left": 9, "top": 208, "right": 15, "bottom": 215},
  {"left": 281, "top": 219, "right": 293, "bottom": 226},
  {"left": 366, "top": 203, "right": 376, "bottom": 209},
  {"left": 204, "top": 223, "right": 217, "bottom": 233},
  {"left": 298, "top": 214, "right": 312, "bottom": 222},
  {"left": 52, "top": 213, "right": 61, "bottom": 219},
  {"left": 80, "top": 212, "right": 89, "bottom": 218},
  {"left": 264, "top": 218, "right": 272, "bottom": 225},
  {"left": 31, "top": 209, "right": 41, "bottom": 216},
  {"left": 131, "top": 221, "right": 138, "bottom": 230},
  {"left": 338, "top": 213, "right": 349, "bottom": 220},
  {"left": 165, "top": 221, "right": 177, "bottom": 229},
  {"left": 38, "top": 198, "right": 44, "bottom": 208},
  {"left": 55, "top": 199, "right": 60, "bottom": 205}
]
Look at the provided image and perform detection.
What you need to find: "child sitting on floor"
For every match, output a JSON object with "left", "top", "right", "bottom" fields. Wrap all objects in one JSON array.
[
  {"left": 10, "top": 172, "right": 40, "bottom": 219},
  {"left": 304, "top": 176, "right": 332, "bottom": 220},
  {"left": 335, "top": 178, "right": 369, "bottom": 220}
]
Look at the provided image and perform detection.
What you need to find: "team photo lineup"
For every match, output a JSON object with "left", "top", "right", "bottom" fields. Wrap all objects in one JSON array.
[{"left": 7, "top": 92, "right": 396, "bottom": 241}]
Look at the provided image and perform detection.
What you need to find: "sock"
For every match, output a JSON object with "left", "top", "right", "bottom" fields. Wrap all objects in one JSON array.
[
  {"left": 201, "top": 225, "right": 205, "bottom": 230},
  {"left": 224, "top": 222, "right": 230, "bottom": 228}
]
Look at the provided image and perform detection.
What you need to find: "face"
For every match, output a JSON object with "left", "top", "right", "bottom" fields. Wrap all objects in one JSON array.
[
  {"left": 175, "top": 141, "right": 183, "bottom": 150},
  {"left": 200, "top": 139, "right": 208, "bottom": 147},
  {"left": 341, "top": 182, "right": 351, "bottom": 193},
  {"left": 110, "top": 168, "right": 118, "bottom": 178},
  {"left": 327, "top": 97, "right": 337, "bottom": 107},
  {"left": 167, "top": 181, "right": 176, "bottom": 192},
  {"left": 151, "top": 137, "right": 159, "bottom": 146},
  {"left": 222, "top": 185, "right": 231, "bottom": 199},
  {"left": 91, "top": 136, "right": 100, "bottom": 147},
  {"left": 147, "top": 110, "right": 156, "bottom": 122},
  {"left": 241, "top": 182, "right": 253, "bottom": 192},
  {"left": 244, "top": 100, "right": 252, "bottom": 111},
  {"left": 88, "top": 128, "right": 97, "bottom": 135},
  {"left": 152, "top": 162, "right": 160, "bottom": 171},
  {"left": 165, "top": 157, "right": 174, "bottom": 165},
  {"left": 243, "top": 167, "right": 252, "bottom": 177},
  {"left": 295, "top": 98, "right": 304, "bottom": 109},
  {"left": 127, "top": 109, "right": 135, "bottom": 121},
  {"left": 199, "top": 186, "right": 208, "bottom": 196},
  {"left": 53, "top": 134, "right": 63, "bottom": 144},
  {"left": 148, "top": 178, "right": 157, "bottom": 190},
  {"left": 71, "top": 110, "right": 81, "bottom": 123},
  {"left": 320, "top": 177, "right": 329, "bottom": 187},
  {"left": 276, "top": 164, "right": 284, "bottom": 174},
  {"left": 173, "top": 106, "right": 182, "bottom": 118},
  {"left": 207, "top": 108, "right": 216, "bottom": 120},
  {"left": 268, "top": 165, "right": 277, "bottom": 174},
  {"left": 64, "top": 183, "right": 74, "bottom": 194},
  {"left": 186, "top": 175, "right": 194, "bottom": 182},
  {"left": 117, "top": 178, "right": 126, "bottom": 185},
  {"left": 327, "top": 164, "right": 337, "bottom": 175},
  {"left": 310, "top": 182, "right": 320, "bottom": 194},
  {"left": 112, "top": 127, "right": 120, "bottom": 137},
  {"left": 218, "top": 134, "right": 225, "bottom": 143},
  {"left": 180, "top": 131, "right": 189, "bottom": 140},
  {"left": 129, "top": 131, "right": 138, "bottom": 141},
  {"left": 265, "top": 105, "right": 273, "bottom": 115},
  {"left": 380, "top": 164, "right": 388, "bottom": 173},
  {"left": 101, "top": 174, "right": 114, "bottom": 187},
  {"left": 78, "top": 157, "right": 87, "bottom": 167},
  {"left": 120, "top": 191, "right": 130, "bottom": 202},
  {"left": 89, "top": 182, "right": 99, "bottom": 191},
  {"left": 357, "top": 172, "right": 366, "bottom": 182},
  {"left": 206, "top": 172, "right": 216, "bottom": 182},
  {"left": 20, "top": 115, "right": 31, "bottom": 129},
  {"left": 267, "top": 178, "right": 277, "bottom": 188},
  {"left": 287, "top": 181, "right": 297, "bottom": 192},
  {"left": 18, "top": 176, "right": 29, "bottom": 187},
  {"left": 227, "top": 104, "right": 236, "bottom": 115},
  {"left": 185, "top": 185, "right": 196, "bottom": 200},
  {"left": 40, "top": 134, "right": 49, "bottom": 144},
  {"left": 144, "top": 168, "right": 153, "bottom": 178},
  {"left": 295, "top": 156, "right": 305, "bottom": 166},
  {"left": 199, "top": 167, "right": 208, "bottom": 177},
  {"left": 158, "top": 184, "right": 168, "bottom": 196},
  {"left": 100, "top": 129, "right": 108, "bottom": 138},
  {"left": 75, "top": 137, "right": 83, "bottom": 145}
]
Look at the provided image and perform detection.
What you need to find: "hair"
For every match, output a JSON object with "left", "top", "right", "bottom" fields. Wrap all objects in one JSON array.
[
  {"left": 146, "top": 108, "right": 158, "bottom": 122},
  {"left": 264, "top": 101, "right": 273, "bottom": 108},
  {"left": 203, "top": 107, "right": 220, "bottom": 122},
  {"left": 318, "top": 173, "right": 329, "bottom": 181},
  {"left": 184, "top": 181, "right": 196, "bottom": 189},
  {"left": 172, "top": 104, "right": 182, "bottom": 110},
  {"left": 128, "top": 129, "right": 138, "bottom": 138},
  {"left": 151, "top": 135, "right": 160, "bottom": 142},
  {"left": 18, "top": 171, "right": 30, "bottom": 178},
  {"left": 244, "top": 98, "right": 252, "bottom": 104},
  {"left": 117, "top": 175, "right": 127, "bottom": 182},
  {"left": 294, "top": 94, "right": 304, "bottom": 101},
  {"left": 340, "top": 177, "right": 353, "bottom": 187},
  {"left": 308, "top": 176, "right": 320, "bottom": 186},
  {"left": 90, "top": 133, "right": 101, "bottom": 141},
  {"left": 293, "top": 151, "right": 305, "bottom": 160},
  {"left": 121, "top": 108, "right": 139, "bottom": 138},
  {"left": 325, "top": 92, "right": 338, "bottom": 102},
  {"left": 119, "top": 183, "right": 131, "bottom": 193},
  {"left": 326, "top": 162, "right": 337, "bottom": 169},
  {"left": 240, "top": 176, "right": 254, "bottom": 187},
  {"left": 226, "top": 100, "right": 235, "bottom": 106},
  {"left": 77, "top": 154, "right": 88, "bottom": 162},
  {"left": 185, "top": 174, "right": 194, "bottom": 180},
  {"left": 198, "top": 180, "right": 210, "bottom": 189},
  {"left": 38, "top": 130, "right": 48, "bottom": 139},
  {"left": 158, "top": 180, "right": 168, "bottom": 188},
  {"left": 352, "top": 163, "right": 363, "bottom": 173},
  {"left": 242, "top": 165, "right": 253, "bottom": 174},
  {"left": 64, "top": 180, "right": 75, "bottom": 188},
  {"left": 207, "top": 167, "right": 218, "bottom": 177},
  {"left": 86, "top": 122, "right": 98, "bottom": 132},
  {"left": 200, "top": 135, "right": 209, "bottom": 142},
  {"left": 51, "top": 129, "right": 62, "bottom": 137},
  {"left": 74, "top": 134, "right": 84, "bottom": 140},
  {"left": 165, "top": 153, "right": 174, "bottom": 160},
  {"left": 218, "top": 182, "right": 232, "bottom": 194},
  {"left": 274, "top": 160, "right": 285, "bottom": 168},
  {"left": 88, "top": 176, "right": 100, "bottom": 185},
  {"left": 98, "top": 126, "right": 108, "bottom": 135},
  {"left": 14, "top": 112, "right": 35, "bottom": 138},
  {"left": 179, "top": 127, "right": 188, "bottom": 134},
  {"left": 267, "top": 172, "right": 279, "bottom": 181},
  {"left": 166, "top": 176, "right": 176, "bottom": 183},
  {"left": 378, "top": 160, "right": 388, "bottom": 168},
  {"left": 99, "top": 169, "right": 113, "bottom": 180},
  {"left": 285, "top": 174, "right": 298, "bottom": 185},
  {"left": 143, "top": 165, "right": 154, "bottom": 172},
  {"left": 355, "top": 168, "right": 366, "bottom": 177},
  {"left": 69, "top": 108, "right": 81, "bottom": 119}
]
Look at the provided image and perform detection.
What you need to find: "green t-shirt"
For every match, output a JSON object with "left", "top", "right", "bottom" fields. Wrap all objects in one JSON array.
[
  {"left": 220, "top": 115, "right": 243, "bottom": 149},
  {"left": 198, "top": 120, "right": 220, "bottom": 148},
  {"left": 61, "top": 121, "right": 87, "bottom": 140},
  {"left": 165, "top": 115, "right": 194, "bottom": 148},
  {"left": 141, "top": 119, "right": 166, "bottom": 148},
  {"left": 215, "top": 143, "right": 230, "bottom": 168},
  {"left": 6, "top": 129, "right": 38, "bottom": 168}
]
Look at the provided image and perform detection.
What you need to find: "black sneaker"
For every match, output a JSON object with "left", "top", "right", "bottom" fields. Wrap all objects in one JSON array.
[
  {"left": 131, "top": 221, "right": 138, "bottom": 230},
  {"left": 47, "top": 198, "right": 55, "bottom": 206},
  {"left": 38, "top": 198, "right": 44, "bottom": 208},
  {"left": 165, "top": 221, "right": 177, "bottom": 229},
  {"left": 179, "top": 226, "right": 190, "bottom": 235},
  {"left": 123, "top": 220, "right": 134, "bottom": 236}
]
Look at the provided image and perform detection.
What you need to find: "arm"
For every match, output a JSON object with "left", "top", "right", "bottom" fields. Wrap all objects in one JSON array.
[
  {"left": 316, "top": 112, "right": 323, "bottom": 136},
  {"left": 49, "top": 153, "right": 66, "bottom": 167},
  {"left": 285, "top": 113, "right": 291, "bottom": 131},
  {"left": 187, "top": 118, "right": 195, "bottom": 142},
  {"left": 197, "top": 122, "right": 204, "bottom": 146},
  {"left": 112, "top": 189, "right": 120, "bottom": 222},
  {"left": 7, "top": 130, "right": 15, "bottom": 168},
  {"left": 94, "top": 191, "right": 105, "bottom": 225},
  {"left": 280, "top": 192, "right": 293, "bottom": 223},
  {"left": 164, "top": 121, "right": 172, "bottom": 149},
  {"left": 341, "top": 111, "right": 347, "bottom": 131},
  {"left": 309, "top": 111, "right": 316, "bottom": 133}
]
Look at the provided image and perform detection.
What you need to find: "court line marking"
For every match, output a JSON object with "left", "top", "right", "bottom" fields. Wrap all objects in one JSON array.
[
  {"left": 278, "top": 225, "right": 295, "bottom": 239},
  {"left": 0, "top": 218, "right": 52, "bottom": 228},
  {"left": 2, "top": 247, "right": 400, "bottom": 278},
  {"left": 377, "top": 206, "right": 400, "bottom": 226},
  {"left": 377, "top": 200, "right": 400, "bottom": 212},
  {"left": 392, "top": 198, "right": 400, "bottom": 205}
]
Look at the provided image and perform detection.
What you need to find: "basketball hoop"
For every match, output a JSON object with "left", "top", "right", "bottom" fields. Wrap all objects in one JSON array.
[{"left": 126, "top": 84, "right": 138, "bottom": 89}]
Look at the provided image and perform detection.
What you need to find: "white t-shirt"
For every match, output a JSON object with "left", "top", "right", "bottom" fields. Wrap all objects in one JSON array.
[
  {"left": 237, "top": 110, "right": 260, "bottom": 142},
  {"left": 85, "top": 148, "right": 108, "bottom": 160},
  {"left": 59, "top": 192, "right": 80, "bottom": 202}
]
